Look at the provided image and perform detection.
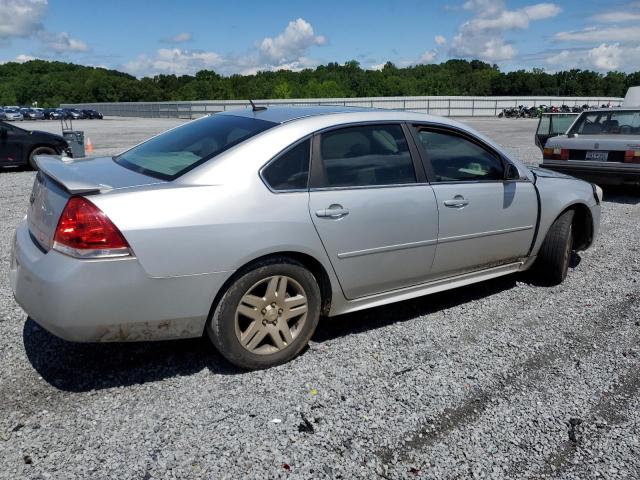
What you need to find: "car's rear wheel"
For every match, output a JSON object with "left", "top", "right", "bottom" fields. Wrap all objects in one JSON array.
[
  {"left": 28, "top": 146, "right": 57, "bottom": 170},
  {"left": 207, "top": 257, "right": 321, "bottom": 369},
  {"left": 534, "top": 210, "right": 574, "bottom": 285}
]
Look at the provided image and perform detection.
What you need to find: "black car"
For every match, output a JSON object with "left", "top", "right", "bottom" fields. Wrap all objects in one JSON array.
[
  {"left": 21, "top": 108, "right": 45, "bottom": 120},
  {"left": 62, "top": 108, "right": 83, "bottom": 119},
  {"left": 0, "top": 120, "right": 71, "bottom": 169},
  {"left": 44, "top": 108, "right": 64, "bottom": 120},
  {"left": 81, "top": 109, "right": 103, "bottom": 119}
]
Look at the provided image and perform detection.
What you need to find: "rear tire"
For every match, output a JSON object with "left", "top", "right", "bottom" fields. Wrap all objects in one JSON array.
[
  {"left": 207, "top": 257, "right": 321, "bottom": 370},
  {"left": 28, "top": 146, "right": 56, "bottom": 170},
  {"left": 534, "top": 210, "right": 574, "bottom": 285}
]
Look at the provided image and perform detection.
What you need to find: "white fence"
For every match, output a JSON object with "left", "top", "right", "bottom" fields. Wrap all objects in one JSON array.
[{"left": 63, "top": 95, "right": 624, "bottom": 119}]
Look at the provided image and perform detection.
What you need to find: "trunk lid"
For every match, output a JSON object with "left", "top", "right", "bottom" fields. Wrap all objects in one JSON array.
[{"left": 28, "top": 155, "right": 164, "bottom": 251}]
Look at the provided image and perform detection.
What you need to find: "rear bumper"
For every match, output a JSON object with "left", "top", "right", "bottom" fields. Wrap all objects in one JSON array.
[
  {"left": 9, "top": 220, "right": 231, "bottom": 342},
  {"left": 541, "top": 160, "right": 640, "bottom": 186}
]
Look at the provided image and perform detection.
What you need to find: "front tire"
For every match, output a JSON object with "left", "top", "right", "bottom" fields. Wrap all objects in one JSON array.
[
  {"left": 28, "top": 146, "right": 57, "bottom": 170},
  {"left": 534, "top": 210, "right": 574, "bottom": 285},
  {"left": 207, "top": 257, "right": 321, "bottom": 370}
]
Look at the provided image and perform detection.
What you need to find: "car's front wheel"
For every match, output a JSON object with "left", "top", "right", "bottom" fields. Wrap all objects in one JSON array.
[
  {"left": 28, "top": 146, "right": 57, "bottom": 170},
  {"left": 534, "top": 210, "right": 574, "bottom": 285},
  {"left": 207, "top": 258, "right": 321, "bottom": 370}
]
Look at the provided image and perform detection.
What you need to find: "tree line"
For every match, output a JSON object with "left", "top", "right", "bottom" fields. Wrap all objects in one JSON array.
[{"left": 1, "top": 59, "right": 638, "bottom": 107}]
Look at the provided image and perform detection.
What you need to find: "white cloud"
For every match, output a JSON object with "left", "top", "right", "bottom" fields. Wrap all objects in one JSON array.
[
  {"left": 258, "top": 18, "right": 325, "bottom": 64},
  {"left": 38, "top": 31, "right": 88, "bottom": 53},
  {"left": 545, "top": 49, "right": 571, "bottom": 65},
  {"left": 0, "top": 0, "right": 47, "bottom": 40},
  {"left": 588, "top": 43, "right": 622, "bottom": 70},
  {"left": 15, "top": 53, "right": 36, "bottom": 62},
  {"left": 555, "top": 26, "right": 640, "bottom": 43},
  {"left": 124, "top": 48, "right": 224, "bottom": 76},
  {"left": 592, "top": 11, "right": 640, "bottom": 23},
  {"left": 521, "top": 3, "right": 561, "bottom": 20},
  {"left": 450, "top": 0, "right": 561, "bottom": 62},
  {"left": 124, "top": 18, "right": 327, "bottom": 76},
  {"left": 161, "top": 32, "right": 192, "bottom": 44},
  {"left": 417, "top": 50, "right": 437, "bottom": 64},
  {"left": 545, "top": 43, "right": 640, "bottom": 72},
  {"left": 435, "top": 35, "right": 447, "bottom": 46}
]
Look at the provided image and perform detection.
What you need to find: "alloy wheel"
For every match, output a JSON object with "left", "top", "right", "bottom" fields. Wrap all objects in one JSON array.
[{"left": 234, "top": 275, "right": 308, "bottom": 355}]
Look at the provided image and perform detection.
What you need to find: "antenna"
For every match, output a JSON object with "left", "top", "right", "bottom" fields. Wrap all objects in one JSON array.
[{"left": 249, "top": 99, "right": 267, "bottom": 112}]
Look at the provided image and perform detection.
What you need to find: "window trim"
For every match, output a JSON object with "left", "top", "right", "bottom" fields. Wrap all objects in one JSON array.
[
  {"left": 258, "top": 135, "right": 313, "bottom": 193},
  {"left": 408, "top": 123, "right": 522, "bottom": 185},
  {"left": 309, "top": 121, "right": 426, "bottom": 190}
]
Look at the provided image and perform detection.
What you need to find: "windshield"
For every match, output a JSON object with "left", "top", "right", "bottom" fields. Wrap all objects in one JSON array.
[
  {"left": 115, "top": 114, "right": 277, "bottom": 180},
  {"left": 570, "top": 110, "right": 640, "bottom": 135}
]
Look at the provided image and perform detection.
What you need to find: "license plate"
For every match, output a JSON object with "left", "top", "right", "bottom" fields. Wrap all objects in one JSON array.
[{"left": 585, "top": 151, "right": 608, "bottom": 161}]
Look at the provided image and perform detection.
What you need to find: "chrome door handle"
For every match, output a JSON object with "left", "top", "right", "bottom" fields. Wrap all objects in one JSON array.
[
  {"left": 443, "top": 196, "right": 469, "bottom": 208},
  {"left": 315, "top": 205, "right": 349, "bottom": 218}
]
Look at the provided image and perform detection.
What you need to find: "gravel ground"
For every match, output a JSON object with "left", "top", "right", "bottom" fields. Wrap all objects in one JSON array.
[{"left": 1, "top": 117, "right": 639, "bottom": 479}]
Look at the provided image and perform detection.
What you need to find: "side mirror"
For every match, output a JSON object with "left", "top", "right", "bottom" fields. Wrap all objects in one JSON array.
[{"left": 504, "top": 163, "right": 520, "bottom": 181}]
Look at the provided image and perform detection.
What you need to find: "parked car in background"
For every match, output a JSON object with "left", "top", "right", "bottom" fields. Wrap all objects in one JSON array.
[
  {"left": 44, "top": 108, "right": 64, "bottom": 120},
  {"left": 542, "top": 87, "right": 640, "bottom": 186},
  {"left": 62, "top": 108, "right": 83, "bottom": 119},
  {"left": 535, "top": 112, "right": 579, "bottom": 151},
  {"left": 0, "top": 120, "right": 71, "bottom": 168},
  {"left": 81, "top": 109, "right": 103, "bottom": 119},
  {"left": 21, "top": 108, "right": 45, "bottom": 120},
  {"left": 0, "top": 109, "right": 6, "bottom": 121},
  {"left": 3, "top": 109, "right": 24, "bottom": 121},
  {"left": 9, "top": 107, "right": 601, "bottom": 370}
]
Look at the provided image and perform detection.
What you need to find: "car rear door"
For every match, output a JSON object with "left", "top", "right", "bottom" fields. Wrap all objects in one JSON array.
[
  {"left": 308, "top": 123, "right": 439, "bottom": 300},
  {"left": 411, "top": 125, "right": 538, "bottom": 279}
]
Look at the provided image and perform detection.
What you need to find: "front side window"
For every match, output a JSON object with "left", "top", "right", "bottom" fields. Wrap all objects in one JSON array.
[
  {"left": 115, "top": 114, "right": 277, "bottom": 180},
  {"left": 570, "top": 110, "right": 640, "bottom": 135},
  {"left": 319, "top": 124, "right": 415, "bottom": 188},
  {"left": 416, "top": 129, "right": 504, "bottom": 182},
  {"left": 262, "top": 139, "right": 310, "bottom": 191}
]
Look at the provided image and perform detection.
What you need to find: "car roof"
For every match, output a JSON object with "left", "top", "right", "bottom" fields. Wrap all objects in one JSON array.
[
  {"left": 217, "top": 105, "right": 381, "bottom": 123},
  {"left": 216, "top": 105, "right": 469, "bottom": 128}
]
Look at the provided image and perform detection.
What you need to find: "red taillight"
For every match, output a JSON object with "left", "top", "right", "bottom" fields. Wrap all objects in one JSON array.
[
  {"left": 625, "top": 150, "right": 640, "bottom": 164},
  {"left": 543, "top": 147, "right": 569, "bottom": 160},
  {"left": 53, "top": 197, "right": 131, "bottom": 258}
]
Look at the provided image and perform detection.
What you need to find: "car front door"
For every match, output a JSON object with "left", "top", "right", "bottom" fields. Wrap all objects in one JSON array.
[
  {"left": 0, "top": 122, "right": 24, "bottom": 166},
  {"left": 308, "top": 123, "right": 439, "bottom": 300},
  {"left": 411, "top": 125, "right": 538, "bottom": 279}
]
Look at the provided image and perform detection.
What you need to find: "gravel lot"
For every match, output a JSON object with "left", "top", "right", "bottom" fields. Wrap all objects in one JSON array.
[{"left": 1, "top": 117, "right": 638, "bottom": 479}]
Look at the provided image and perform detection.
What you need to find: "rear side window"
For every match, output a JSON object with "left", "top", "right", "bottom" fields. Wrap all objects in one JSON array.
[
  {"left": 319, "top": 124, "right": 415, "bottom": 188},
  {"left": 262, "top": 139, "right": 310, "bottom": 191},
  {"left": 416, "top": 129, "right": 504, "bottom": 182},
  {"left": 115, "top": 114, "right": 277, "bottom": 180}
]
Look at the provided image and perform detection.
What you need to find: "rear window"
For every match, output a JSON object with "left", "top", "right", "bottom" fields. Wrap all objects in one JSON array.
[
  {"left": 115, "top": 114, "right": 277, "bottom": 180},
  {"left": 570, "top": 110, "right": 640, "bottom": 135}
]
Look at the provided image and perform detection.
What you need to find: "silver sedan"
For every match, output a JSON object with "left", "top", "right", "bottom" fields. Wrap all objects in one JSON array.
[{"left": 10, "top": 106, "right": 602, "bottom": 369}]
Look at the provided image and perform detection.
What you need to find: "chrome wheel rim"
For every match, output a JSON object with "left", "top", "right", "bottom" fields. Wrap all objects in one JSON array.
[{"left": 234, "top": 275, "right": 308, "bottom": 355}]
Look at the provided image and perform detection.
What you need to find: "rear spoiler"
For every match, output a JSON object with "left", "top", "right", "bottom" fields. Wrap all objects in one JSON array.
[{"left": 34, "top": 155, "right": 107, "bottom": 195}]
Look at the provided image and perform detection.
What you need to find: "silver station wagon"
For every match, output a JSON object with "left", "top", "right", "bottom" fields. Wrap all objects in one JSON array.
[{"left": 10, "top": 106, "right": 602, "bottom": 369}]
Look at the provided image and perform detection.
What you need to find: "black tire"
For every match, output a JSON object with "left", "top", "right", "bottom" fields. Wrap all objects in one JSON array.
[
  {"left": 534, "top": 210, "right": 574, "bottom": 285},
  {"left": 207, "top": 257, "right": 321, "bottom": 370},
  {"left": 28, "top": 146, "right": 56, "bottom": 170}
]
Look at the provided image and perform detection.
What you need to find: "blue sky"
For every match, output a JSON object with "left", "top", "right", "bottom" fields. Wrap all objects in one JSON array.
[{"left": 1, "top": 0, "right": 639, "bottom": 76}]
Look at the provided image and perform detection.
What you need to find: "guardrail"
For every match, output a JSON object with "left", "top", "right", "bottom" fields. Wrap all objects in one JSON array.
[{"left": 62, "top": 96, "right": 624, "bottom": 119}]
